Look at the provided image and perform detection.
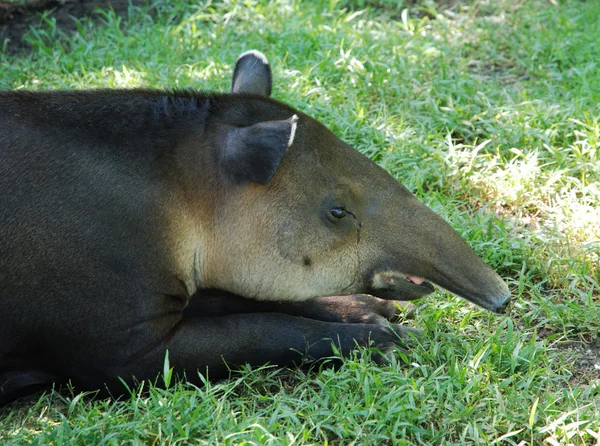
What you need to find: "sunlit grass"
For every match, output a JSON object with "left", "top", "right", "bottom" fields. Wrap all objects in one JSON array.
[{"left": 1, "top": 0, "right": 599, "bottom": 444}]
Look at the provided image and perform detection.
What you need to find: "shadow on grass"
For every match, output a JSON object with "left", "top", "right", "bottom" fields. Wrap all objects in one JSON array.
[{"left": 0, "top": 0, "right": 148, "bottom": 53}]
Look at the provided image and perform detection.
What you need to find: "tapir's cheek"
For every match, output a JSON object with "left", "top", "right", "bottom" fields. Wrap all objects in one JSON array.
[
  {"left": 365, "top": 198, "right": 381, "bottom": 219},
  {"left": 275, "top": 211, "right": 358, "bottom": 265},
  {"left": 276, "top": 215, "right": 317, "bottom": 264}
]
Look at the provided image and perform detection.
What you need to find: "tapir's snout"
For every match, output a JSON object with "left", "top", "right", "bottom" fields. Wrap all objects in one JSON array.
[
  {"left": 437, "top": 268, "right": 511, "bottom": 314},
  {"left": 359, "top": 182, "right": 511, "bottom": 314}
]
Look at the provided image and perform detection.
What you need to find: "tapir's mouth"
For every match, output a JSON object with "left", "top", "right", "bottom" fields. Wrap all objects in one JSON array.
[
  {"left": 367, "top": 271, "right": 435, "bottom": 301},
  {"left": 405, "top": 275, "right": 434, "bottom": 290}
]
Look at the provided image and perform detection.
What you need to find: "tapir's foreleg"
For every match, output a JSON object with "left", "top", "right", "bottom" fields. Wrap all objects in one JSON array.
[
  {"left": 109, "top": 314, "right": 416, "bottom": 390},
  {"left": 273, "top": 295, "right": 415, "bottom": 324},
  {"left": 185, "top": 289, "right": 412, "bottom": 324},
  {"left": 0, "top": 370, "right": 58, "bottom": 406}
]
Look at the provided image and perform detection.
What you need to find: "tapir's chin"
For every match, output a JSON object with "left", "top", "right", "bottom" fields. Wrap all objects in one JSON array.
[
  {"left": 367, "top": 270, "right": 435, "bottom": 301},
  {"left": 452, "top": 284, "right": 511, "bottom": 314}
]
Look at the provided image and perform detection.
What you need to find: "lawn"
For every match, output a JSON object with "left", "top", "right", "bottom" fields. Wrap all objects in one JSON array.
[{"left": 1, "top": 0, "right": 599, "bottom": 444}]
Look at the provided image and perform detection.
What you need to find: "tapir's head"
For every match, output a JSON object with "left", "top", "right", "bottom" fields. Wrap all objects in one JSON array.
[{"left": 196, "top": 50, "right": 510, "bottom": 313}]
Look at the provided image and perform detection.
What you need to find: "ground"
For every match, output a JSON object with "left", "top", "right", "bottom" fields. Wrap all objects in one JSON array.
[
  {"left": 0, "top": 0, "right": 146, "bottom": 53},
  {"left": 1, "top": 0, "right": 599, "bottom": 444}
]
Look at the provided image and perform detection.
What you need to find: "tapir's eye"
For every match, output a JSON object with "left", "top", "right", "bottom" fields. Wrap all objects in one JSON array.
[{"left": 329, "top": 207, "right": 347, "bottom": 219}]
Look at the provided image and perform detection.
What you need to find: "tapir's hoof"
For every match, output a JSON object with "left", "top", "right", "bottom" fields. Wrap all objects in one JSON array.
[
  {"left": 314, "top": 294, "right": 416, "bottom": 325},
  {"left": 391, "top": 300, "right": 417, "bottom": 318},
  {"left": 372, "top": 325, "right": 423, "bottom": 364},
  {"left": 389, "top": 324, "right": 423, "bottom": 347},
  {"left": 362, "top": 295, "right": 417, "bottom": 323}
]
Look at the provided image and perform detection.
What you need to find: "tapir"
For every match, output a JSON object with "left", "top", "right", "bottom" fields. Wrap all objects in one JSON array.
[{"left": 0, "top": 51, "right": 510, "bottom": 405}]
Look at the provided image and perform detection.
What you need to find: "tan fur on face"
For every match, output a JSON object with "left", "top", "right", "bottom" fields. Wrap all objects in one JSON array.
[
  {"left": 201, "top": 183, "right": 361, "bottom": 302},
  {"left": 162, "top": 115, "right": 366, "bottom": 303},
  {"left": 371, "top": 271, "right": 405, "bottom": 290}
]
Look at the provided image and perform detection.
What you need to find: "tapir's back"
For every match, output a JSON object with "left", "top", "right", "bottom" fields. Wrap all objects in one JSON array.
[{"left": 0, "top": 91, "right": 187, "bottom": 358}]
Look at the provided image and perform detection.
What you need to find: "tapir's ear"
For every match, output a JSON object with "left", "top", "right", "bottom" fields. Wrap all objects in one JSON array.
[
  {"left": 221, "top": 115, "right": 298, "bottom": 185},
  {"left": 231, "top": 50, "right": 272, "bottom": 97}
]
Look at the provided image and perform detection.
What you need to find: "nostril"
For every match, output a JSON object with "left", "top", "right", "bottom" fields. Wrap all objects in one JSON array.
[{"left": 494, "top": 297, "right": 511, "bottom": 314}]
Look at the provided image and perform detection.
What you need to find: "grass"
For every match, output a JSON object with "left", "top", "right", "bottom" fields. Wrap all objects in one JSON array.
[{"left": 1, "top": 0, "right": 599, "bottom": 444}]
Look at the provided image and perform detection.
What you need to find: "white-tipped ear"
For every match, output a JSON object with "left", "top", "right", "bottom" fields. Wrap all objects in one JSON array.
[
  {"left": 220, "top": 115, "right": 298, "bottom": 185},
  {"left": 231, "top": 50, "right": 272, "bottom": 97},
  {"left": 287, "top": 115, "right": 298, "bottom": 147}
]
